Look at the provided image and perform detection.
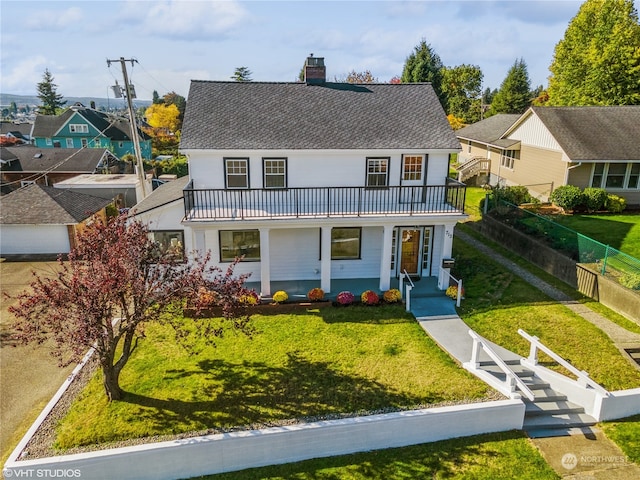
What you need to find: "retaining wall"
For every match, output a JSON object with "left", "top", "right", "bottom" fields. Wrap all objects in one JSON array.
[{"left": 4, "top": 400, "right": 525, "bottom": 480}]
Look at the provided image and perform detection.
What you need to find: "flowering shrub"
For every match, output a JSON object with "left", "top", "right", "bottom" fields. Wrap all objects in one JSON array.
[
  {"left": 361, "top": 290, "right": 380, "bottom": 305},
  {"left": 336, "top": 291, "right": 355, "bottom": 305},
  {"left": 239, "top": 291, "right": 260, "bottom": 305},
  {"left": 307, "top": 287, "right": 325, "bottom": 301},
  {"left": 383, "top": 288, "right": 402, "bottom": 303},
  {"left": 446, "top": 285, "right": 464, "bottom": 300},
  {"left": 272, "top": 290, "right": 288, "bottom": 304},
  {"left": 196, "top": 287, "right": 217, "bottom": 308}
]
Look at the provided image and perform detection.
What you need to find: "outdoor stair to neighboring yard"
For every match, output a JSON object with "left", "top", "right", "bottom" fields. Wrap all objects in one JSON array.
[{"left": 476, "top": 358, "right": 598, "bottom": 438}]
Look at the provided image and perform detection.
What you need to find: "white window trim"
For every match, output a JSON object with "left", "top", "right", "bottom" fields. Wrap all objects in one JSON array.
[
  {"left": 224, "top": 158, "right": 250, "bottom": 189},
  {"left": 590, "top": 162, "right": 640, "bottom": 190},
  {"left": 366, "top": 157, "right": 389, "bottom": 187}
]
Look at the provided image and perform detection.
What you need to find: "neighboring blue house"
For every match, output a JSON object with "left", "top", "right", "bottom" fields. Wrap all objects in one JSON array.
[{"left": 31, "top": 104, "right": 151, "bottom": 159}]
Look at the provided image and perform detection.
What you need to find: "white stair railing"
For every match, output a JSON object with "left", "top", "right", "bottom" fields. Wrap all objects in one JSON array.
[
  {"left": 439, "top": 267, "right": 463, "bottom": 307},
  {"left": 400, "top": 270, "right": 415, "bottom": 312},
  {"left": 518, "top": 329, "right": 609, "bottom": 396},
  {"left": 464, "top": 330, "right": 535, "bottom": 401}
]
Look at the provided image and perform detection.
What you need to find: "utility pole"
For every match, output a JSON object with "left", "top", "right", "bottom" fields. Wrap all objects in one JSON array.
[{"left": 106, "top": 57, "right": 147, "bottom": 198}]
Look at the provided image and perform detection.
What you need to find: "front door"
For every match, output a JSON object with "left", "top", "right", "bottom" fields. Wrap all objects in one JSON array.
[{"left": 399, "top": 228, "right": 421, "bottom": 276}]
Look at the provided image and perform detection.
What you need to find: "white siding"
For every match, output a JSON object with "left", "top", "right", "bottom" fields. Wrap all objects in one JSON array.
[
  {"left": 1, "top": 225, "right": 70, "bottom": 254},
  {"left": 186, "top": 149, "right": 453, "bottom": 190},
  {"left": 331, "top": 226, "right": 382, "bottom": 279},
  {"left": 270, "top": 228, "right": 320, "bottom": 281},
  {"left": 509, "top": 114, "right": 562, "bottom": 152}
]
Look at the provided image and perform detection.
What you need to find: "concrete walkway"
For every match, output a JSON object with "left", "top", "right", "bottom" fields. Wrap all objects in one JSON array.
[{"left": 413, "top": 229, "right": 640, "bottom": 479}]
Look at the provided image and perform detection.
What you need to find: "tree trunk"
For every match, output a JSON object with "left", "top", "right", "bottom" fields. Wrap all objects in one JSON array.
[{"left": 101, "top": 361, "right": 123, "bottom": 401}]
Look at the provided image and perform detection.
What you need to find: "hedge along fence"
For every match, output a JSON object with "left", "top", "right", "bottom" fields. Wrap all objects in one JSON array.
[{"left": 490, "top": 200, "right": 640, "bottom": 290}]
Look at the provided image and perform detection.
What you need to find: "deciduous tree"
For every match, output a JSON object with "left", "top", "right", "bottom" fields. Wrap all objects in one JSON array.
[
  {"left": 547, "top": 0, "right": 640, "bottom": 105},
  {"left": 145, "top": 103, "right": 181, "bottom": 133},
  {"left": 334, "top": 70, "right": 379, "bottom": 83},
  {"left": 36, "top": 68, "right": 66, "bottom": 115},
  {"left": 8, "top": 215, "right": 254, "bottom": 401},
  {"left": 441, "top": 65, "right": 483, "bottom": 124}
]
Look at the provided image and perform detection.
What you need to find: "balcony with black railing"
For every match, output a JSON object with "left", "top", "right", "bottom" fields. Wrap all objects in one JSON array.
[{"left": 183, "top": 179, "right": 466, "bottom": 221}]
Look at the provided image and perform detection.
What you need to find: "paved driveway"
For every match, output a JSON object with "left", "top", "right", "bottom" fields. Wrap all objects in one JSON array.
[{"left": 0, "top": 261, "right": 73, "bottom": 462}]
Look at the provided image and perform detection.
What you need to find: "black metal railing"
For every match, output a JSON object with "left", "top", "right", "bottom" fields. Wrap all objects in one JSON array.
[{"left": 183, "top": 179, "right": 466, "bottom": 220}]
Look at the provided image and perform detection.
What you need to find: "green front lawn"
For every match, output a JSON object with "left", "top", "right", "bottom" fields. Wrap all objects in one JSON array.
[
  {"left": 55, "top": 305, "right": 490, "bottom": 450},
  {"left": 453, "top": 236, "right": 640, "bottom": 391},
  {"left": 602, "top": 414, "right": 640, "bottom": 464},
  {"left": 195, "top": 430, "right": 558, "bottom": 480},
  {"left": 551, "top": 213, "right": 640, "bottom": 259}
]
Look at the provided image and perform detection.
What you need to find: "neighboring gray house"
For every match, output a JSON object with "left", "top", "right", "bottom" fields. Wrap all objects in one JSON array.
[
  {"left": 133, "top": 56, "right": 467, "bottom": 296},
  {"left": 0, "top": 184, "right": 111, "bottom": 257}
]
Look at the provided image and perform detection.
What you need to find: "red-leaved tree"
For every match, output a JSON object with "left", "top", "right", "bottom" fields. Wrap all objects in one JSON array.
[{"left": 8, "top": 214, "right": 254, "bottom": 401}]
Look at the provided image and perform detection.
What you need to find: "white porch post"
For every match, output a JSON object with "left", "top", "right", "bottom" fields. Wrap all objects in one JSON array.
[
  {"left": 259, "top": 227, "right": 271, "bottom": 297},
  {"left": 320, "top": 226, "right": 332, "bottom": 293},
  {"left": 438, "top": 223, "right": 455, "bottom": 290},
  {"left": 379, "top": 225, "right": 394, "bottom": 291}
]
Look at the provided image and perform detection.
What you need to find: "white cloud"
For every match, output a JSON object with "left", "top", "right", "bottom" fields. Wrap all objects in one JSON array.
[
  {"left": 2, "top": 56, "right": 50, "bottom": 93},
  {"left": 25, "top": 7, "right": 84, "bottom": 31}
]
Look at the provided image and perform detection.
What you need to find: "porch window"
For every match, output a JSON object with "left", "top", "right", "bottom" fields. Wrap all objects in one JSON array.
[
  {"left": 149, "top": 230, "right": 184, "bottom": 262},
  {"left": 591, "top": 163, "right": 640, "bottom": 189},
  {"left": 366, "top": 158, "right": 389, "bottom": 187},
  {"left": 331, "top": 227, "right": 361, "bottom": 259},
  {"left": 402, "top": 155, "right": 423, "bottom": 181},
  {"left": 219, "top": 230, "right": 260, "bottom": 262},
  {"left": 224, "top": 158, "right": 249, "bottom": 189},
  {"left": 263, "top": 158, "right": 286, "bottom": 188}
]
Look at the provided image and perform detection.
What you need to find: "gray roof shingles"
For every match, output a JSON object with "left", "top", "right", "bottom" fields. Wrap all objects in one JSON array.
[
  {"left": 0, "top": 184, "right": 112, "bottom": 224},
  {"left": 455, "top": 114, "right": 521, "bottom": 144},
  {"left": 531, "top": 106, "right": 640, "bottom": 161},
  {"left": 0, "top": 146, "right": 107, "bottom": 172},
  {"left": 130, "top": 176, "right": 189, "bottom": 216},
  {"left": 180, "top": 81, "right": 460, "bottom": 150}
]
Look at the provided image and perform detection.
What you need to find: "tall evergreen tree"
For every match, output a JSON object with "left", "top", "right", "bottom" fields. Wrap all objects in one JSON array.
[
  {"left": 36, "top": 69, "right": 66, "bottom": 115},
  {"left": 547, "top": 0, "right": 640, "bottom": 105},
  {"left": 487, "top": 58, "right": 532, "bottom": 116},
  {"left": 152, "top": 90, "right": 162, "bottom": 104},
  {"left": 401, "top": 40, "right": 446, "bottom": 106},
  {"left": 232, "top": 67, "right": 253, "bottom": 82}
]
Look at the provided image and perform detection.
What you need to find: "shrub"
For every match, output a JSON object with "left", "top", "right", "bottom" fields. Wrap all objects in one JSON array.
[
  {"left": 361, "top": 290, "right": 380, "bottom": 305},
  {"left": 272, "top": 291, "right": 288, "bottom": 304},
  {"left": 494, "top": 185, "right": 537, "bottom": 206},
  {"left": 582, "top": 188, "right": 608, "bottom": 212},
  {"left": 550, "top": 185, "right": 584, "bottom": 211},
  {"left": 620, "top": 273, "right": 640, "bottom": 290},
  {"left": 383, "top": 288, "right": 402, "bottom": 303},
  {"left": 307, "top": 287, "right": 325, "bottom": 301},
  {"left": 336, "top": 291, "right": 355, "bottom": 306},
  {"left": 606, "top": 194, "right": 627, "bottom": 213},
  {"left": 445, "top": 285, "right": 464, "bottom": 300},
  {"left": 239, "top": 291, "right": 260, "bottom": 305}
]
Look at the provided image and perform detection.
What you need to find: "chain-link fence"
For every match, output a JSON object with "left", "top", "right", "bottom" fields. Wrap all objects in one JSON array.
[{"left": 490, "top": 200, "right": 640, "bottom": 290}]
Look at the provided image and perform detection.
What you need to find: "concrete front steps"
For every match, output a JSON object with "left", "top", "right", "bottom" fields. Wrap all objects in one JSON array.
[{"left": 477, "top": 359, "right": 597, "bottom": 438}]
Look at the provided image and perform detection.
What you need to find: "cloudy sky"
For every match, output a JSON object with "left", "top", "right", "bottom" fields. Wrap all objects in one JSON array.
[{"left": 0, "top": 0, "right": 622, "bottom": 101}]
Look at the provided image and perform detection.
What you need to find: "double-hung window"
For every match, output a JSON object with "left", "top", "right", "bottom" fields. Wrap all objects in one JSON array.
[
  {"left": 591, "top": 163, "right": 640, "bottom": 189},
  {"left": 66, "top": 138, "right": 74, "bottom": 148},
  {"left": 69, "top": 124, "right": 88, "bottom": 133},
  {"left": 366, "top": 157, "right": 389, "bottom": 187},
  {"left": 225, "top": 158, "right": 249, "bottom": 189},
  {"left": 263, "top": 158, "right": 286, "bottom": 188}
]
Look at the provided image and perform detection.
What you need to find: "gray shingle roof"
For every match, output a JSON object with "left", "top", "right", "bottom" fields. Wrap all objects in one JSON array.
[
  {"left": 180, "top": 81, "right": 459, "bottom": 150},
  {"left": 455, "top": 114, "right": 521, "bottom": 144},
  {"left": 0, "top": 184, "right": 112, "bottom": 224},
  {"left": 0, "top": 147, "right": 109, "bottom": 172},
  {"left": 130, "top": 176, "right": 189, "bottom": 216},
  {"left": 531, "top": 106, "right": 640, "bottom": 161}
]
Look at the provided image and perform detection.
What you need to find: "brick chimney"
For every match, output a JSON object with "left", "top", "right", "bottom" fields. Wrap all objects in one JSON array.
[{"left": 304, "top": 54, "right": 326, "bottom": 85}]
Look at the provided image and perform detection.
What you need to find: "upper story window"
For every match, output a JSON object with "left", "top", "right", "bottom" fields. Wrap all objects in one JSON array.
[
  {"left": 69, "top": 124, "right": 89, "bottom": 133},
  {"left": 366, "top": 157, "right": 389, "bottom": 187},
  {"left": 402, "top": 155, "right": 423, "bottom": 181},
  {"left": 591, "top": 163, "right": 640, "bottom": 189},
  {"left": 263, "top": 158, "right": 286, "bottom": 189},
  {"left": 225, "top": 158, "right": 249, "bottom": 189}
]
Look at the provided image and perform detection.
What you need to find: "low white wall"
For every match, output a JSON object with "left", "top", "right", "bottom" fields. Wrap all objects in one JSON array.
[
  {"left": 596, "top": 388, "right": 640, "bottom": 421},
  {"left": 4, "top": 399, "right": 524, "bottom": 480}
]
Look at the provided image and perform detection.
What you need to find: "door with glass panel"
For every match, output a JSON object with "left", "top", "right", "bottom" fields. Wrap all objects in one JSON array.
[{"left": 400, "top": 154, "right": 425, "bottom": 204}]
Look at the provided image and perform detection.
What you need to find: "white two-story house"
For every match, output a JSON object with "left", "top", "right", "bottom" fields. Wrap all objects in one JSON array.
[{"left": 132, "top": 57, "right": 466, "bottom": 297}]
